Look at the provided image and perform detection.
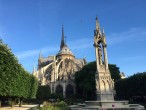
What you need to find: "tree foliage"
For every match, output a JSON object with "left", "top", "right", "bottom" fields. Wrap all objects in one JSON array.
[
  {"left": 0, "top": 39, "right": 38, "bottom": 107},
  {"left": 75, "top": 61, "right": 96, "bottom": 100},
  {"left": 36, "top": 85, "right": 50, "bottom": 100},
  {"left": 36, "top": 85, "right": 65, "bottom": 101},
  {"left": 109, "top": 64, "right": 121, "bottom": 81},
  {"left": 75, "top": 61, "right": 121, "bottom": 100},
  {"left": 115, "top": 72, "right": 146, "bottom": 102}
]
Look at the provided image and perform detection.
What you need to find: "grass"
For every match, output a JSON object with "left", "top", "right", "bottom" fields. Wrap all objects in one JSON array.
[
  {"left": 38, "top": 101, "right": 70, "bottom": 110},
  {"left": 40, "top": 105, "right": 69, "bottom": 110}
]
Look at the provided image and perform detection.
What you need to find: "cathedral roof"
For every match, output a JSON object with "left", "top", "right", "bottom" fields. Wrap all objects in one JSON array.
[
  {"left": 58, "top": 45, "right": 74, "bottom": 56},
  {"left": 57, "top": 25, "right": 74, "bottom": 58}
]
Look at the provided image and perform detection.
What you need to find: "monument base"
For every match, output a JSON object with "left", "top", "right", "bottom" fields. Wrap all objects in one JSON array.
[
  {"left": 69, "top": 100, "right": 144, "bottom": 110},
  {"left": 96, "top": 92, "right": 115, "bottom": 101}
]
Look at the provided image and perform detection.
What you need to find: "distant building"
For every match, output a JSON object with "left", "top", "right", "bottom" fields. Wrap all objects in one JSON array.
[
  {"left": 33, "top": 26, "right": 86, "bottom": 97},
  {"left": 120, "top": 72, "right": 126, "bottom": 79}
]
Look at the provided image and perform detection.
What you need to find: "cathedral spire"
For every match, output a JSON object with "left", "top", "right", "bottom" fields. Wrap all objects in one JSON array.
[
  {"left": 101, "top": 28, "right": 105, "bottom": 36},
  {"left": 96, "top": 16, "right": 100, "bottom": 30},
  {"left": 32, "top": 63, "right": 36, "bottom": 76},
  {"left": 39, "top": 50, "right": 42, "bottom": 59},
  {"left": 60, "top": 25, "right": 66, "bottom": 49}
]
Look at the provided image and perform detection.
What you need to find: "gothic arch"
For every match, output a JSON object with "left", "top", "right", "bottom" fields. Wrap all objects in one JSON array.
[
  {"left": 101, "top": 80, "right": 106, "bottom": 93},
  {"left": 55, "top": 59, "right": 63, "bottom": 80},
  {"left": 110, "top": 80, "right": 114, "bottom": 90},
  {"left": 43, "top": 62, "right": 54, "bottom": 70},
  {"left": 66, "top": 84, "right": 74, "bottom": 97},
  {"left": 57, "top": 59, "right": 76, "bottom": 81},
  {"left": 106, "top": 80, "right": 111, "bottom": 92},
  {"left": 44, "top": 65, "right": 53, "bottom": 81},
  {"left": 56, "top": 59, "right": 63, "bottom": 70},
  {"left": 55, "top": 84, "right": 63, "bottom": 95}
]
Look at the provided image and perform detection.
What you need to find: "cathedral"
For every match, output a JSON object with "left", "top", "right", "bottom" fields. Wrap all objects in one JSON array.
[{"left": 33, "top": 26, "right": 86, "bottom": 97}]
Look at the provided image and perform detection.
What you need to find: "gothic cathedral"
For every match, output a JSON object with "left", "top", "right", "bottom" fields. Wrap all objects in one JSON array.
[{"left": 33, "top": 26, "right": 86, "bottom": 97}]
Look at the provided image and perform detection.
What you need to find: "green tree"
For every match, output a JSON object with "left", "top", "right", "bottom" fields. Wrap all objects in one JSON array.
[
  {"left": 0, "top": 39, "right": 38, "bottom": 107},
  {"left": 109, "top": 64, "right": 121, "bottom": 81},
  {"left": 75, "top": 61, "right": 121, "bottom": 100},
  {"left": 36, "top": 85, "right": 50, "bottom": 100},
  {"left": 115, "top": 72, "right": 146, "bottom": 102},
  {"left": 36, "top": 85, "right": 50, "bottom": 107},
  {"left": 75, "top": 61, "right": 96, "bottom": 100}
]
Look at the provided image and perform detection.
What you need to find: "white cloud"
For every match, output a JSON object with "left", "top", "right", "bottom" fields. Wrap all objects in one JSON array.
[
  {"left": 16, "top": 49, "right": 40, "bottom": 59},
  {"left": 68, "top": 38, "right": 93, "bottom": 50},
  {"left": 16, "top": 38, "right": 93, "bottom": 59},
  {"left": 16, "top": 27, "right": 146, "bottom": 59},
  {"left": 107, "top": 27, "right": 146, "bottom": 45},
  {"left": 16, "top": 46, "right": 58, "bottom": 59}
]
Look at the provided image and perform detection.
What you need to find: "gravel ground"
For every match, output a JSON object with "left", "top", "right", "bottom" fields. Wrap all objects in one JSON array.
[{"left": 0, "top": 105, "right": 38, "bottom": 110}]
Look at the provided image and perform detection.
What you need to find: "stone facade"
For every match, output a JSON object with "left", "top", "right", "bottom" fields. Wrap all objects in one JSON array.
[{"left": 33, "top": 26, "right": 86, "bottom": 97}]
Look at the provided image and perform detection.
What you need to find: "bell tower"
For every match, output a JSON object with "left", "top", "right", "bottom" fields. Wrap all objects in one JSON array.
[{"left": 94, "top": 17, "right": 115, "bottom": 101}]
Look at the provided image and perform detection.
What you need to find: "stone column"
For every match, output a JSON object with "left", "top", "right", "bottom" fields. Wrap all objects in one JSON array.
[
  {"left": 63, "top": 83, "right": 66, "bottom": 98},
  {"left": 51, "top": 70, "right": 54, "bottom": 82},
  {"left": 54, "top": 83, "right": 56, "bottom": 93},
  {"left": 53, "top": 56, "right": 56, "bottom": 82},
  {"left": 56, "top": 64, "right": 59, "bottom": 81},
  {"left": 41, "top": 69, "right": 45, "bottom": 85},
  {"left": 95, "top": 46, "right": 100, "bottom": 71},
  {"left": 103, "top": 46, "right": 108, "bottom": 70}
]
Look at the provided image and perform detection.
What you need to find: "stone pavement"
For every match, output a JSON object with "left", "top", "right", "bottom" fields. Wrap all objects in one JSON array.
[{"left": 0, "top": 105, "right": 38, "bottom": 110}]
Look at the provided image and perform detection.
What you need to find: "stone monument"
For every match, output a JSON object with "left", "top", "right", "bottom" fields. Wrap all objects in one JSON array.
[
  {"left": 69, "top": 17, "right": 144, "bottom": 110},
  {"left": 94, "top": 16, "right": 115, "bottom": 101}
]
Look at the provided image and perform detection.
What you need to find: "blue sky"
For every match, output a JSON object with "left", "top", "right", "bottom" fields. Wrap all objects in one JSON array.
[{"left": 0, "top": 0, "right": 146, "bottom": 76}]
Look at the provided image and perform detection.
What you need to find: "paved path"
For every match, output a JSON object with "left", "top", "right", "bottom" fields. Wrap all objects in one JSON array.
[{"left": 0, "top": 105, "right": 38, "bottom": 110}]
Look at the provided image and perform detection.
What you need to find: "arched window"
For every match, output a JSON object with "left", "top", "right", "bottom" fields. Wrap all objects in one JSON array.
[
  {"left": 56, "top": 85, "right": 63, "bottom": 95},
  {"left": 66, "top": 84, "right": 74, "bottom": 97}
]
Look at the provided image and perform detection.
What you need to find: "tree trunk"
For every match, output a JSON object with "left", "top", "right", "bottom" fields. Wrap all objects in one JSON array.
[
  {"left": 19, "top": 98, "right": 23, "bottom": 107},
  {"left": 38, "top": 103, "right": 40, "bottom": 108},
  {"left": 0, "top": 100, "right": 1, "bottom": 108},
  {"left": 38, "top": 99, "right": 42, "bottom": 108},
  {"left": 11, "top": 98, "right": 14, "bottom": 108}
]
